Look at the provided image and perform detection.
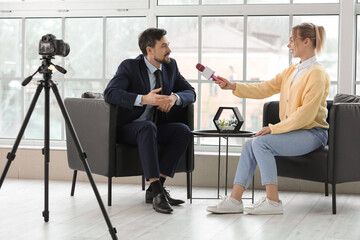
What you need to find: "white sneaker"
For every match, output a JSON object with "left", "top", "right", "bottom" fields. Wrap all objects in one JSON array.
[
  {"left": 206, "top": 196, "right": 243, "bottom": 214},
  {"left": 244, "top": 197, "right": 283, "bottom": 215}
]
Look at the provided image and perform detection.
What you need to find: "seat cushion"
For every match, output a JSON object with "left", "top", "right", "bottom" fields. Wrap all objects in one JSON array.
[
  {"left": 275, "top": 146, "right": 328, "bottom": 183},
  {"left": 115, "top": 143, "right": 144, "bottom": 177},
  {"left": 115, "top": 143, "right": 189, "bottom": 177}
]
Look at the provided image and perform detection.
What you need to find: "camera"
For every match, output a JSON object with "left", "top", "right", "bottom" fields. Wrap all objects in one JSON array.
[{"left": 38, "top": 34, "right": 70, "bottom": 57}]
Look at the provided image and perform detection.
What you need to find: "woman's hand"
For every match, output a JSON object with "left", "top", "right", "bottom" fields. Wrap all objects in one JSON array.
[
  {"left": 214, "top": 76, "right": 236, "bottom": 90},
  {"left": 254, "top": 126, "right": 272, "bottom": 137}
]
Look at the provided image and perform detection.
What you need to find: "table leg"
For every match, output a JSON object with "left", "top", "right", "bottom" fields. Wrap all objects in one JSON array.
[
  {"left": 252, "top": 175, "right": 255, "bottom": 203},
  {"left": 217, "top": 137, "right": 221, "bottom": 198},
  {"left": 225, "top": 137, "right": 229, "bottom": 196}
]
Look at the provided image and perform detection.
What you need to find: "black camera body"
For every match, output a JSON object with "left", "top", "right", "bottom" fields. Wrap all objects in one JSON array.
[{"left": 38, "top": 34, "right": 70, "bottom": 57}]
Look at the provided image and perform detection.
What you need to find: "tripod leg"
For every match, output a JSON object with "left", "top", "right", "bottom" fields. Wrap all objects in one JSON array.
[
  {"left": 51, "top": 84, "right": 117, "bottom": 240},
  {"left": 43, "top": 85, "right": 50, "bottom": 222},
  {"left": 0, "top": 84, "right": 44, "bottom": 188},
  {"left": 71, "top": 170, "right": 78, "bottom": 196}
]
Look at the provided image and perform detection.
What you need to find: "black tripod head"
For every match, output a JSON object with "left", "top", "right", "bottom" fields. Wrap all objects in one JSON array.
[{"left": 22, "top": 55, "right": 67, "bottom": 86}]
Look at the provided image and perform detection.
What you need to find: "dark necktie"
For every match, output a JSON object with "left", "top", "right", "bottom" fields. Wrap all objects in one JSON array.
[
  {"left": 153, "top": 69, "right": 163, "bottom": 123},
  {"left": 154, "top": 69, "right": 163, "bottom": 94}
]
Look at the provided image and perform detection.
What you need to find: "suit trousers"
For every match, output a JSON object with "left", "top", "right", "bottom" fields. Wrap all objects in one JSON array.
[{"left": 118, "top": 120, "right": 191, "bottom": 180}]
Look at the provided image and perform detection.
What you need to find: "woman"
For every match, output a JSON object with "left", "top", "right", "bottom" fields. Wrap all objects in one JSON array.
[{"left": 207, "top": 22, "right": 330, "bottom": 215}]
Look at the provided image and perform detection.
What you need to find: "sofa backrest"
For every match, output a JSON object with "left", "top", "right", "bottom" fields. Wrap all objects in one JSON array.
[{"left": 263, "top": 100, "right": 333, "bottom": 126}]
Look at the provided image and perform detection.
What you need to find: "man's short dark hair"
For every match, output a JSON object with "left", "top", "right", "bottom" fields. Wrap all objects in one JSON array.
[{"left": 138, "top": 28, "right": 167, "bottom": 56}]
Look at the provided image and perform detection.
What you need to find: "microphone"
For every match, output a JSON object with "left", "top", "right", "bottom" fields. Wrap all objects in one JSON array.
[{"left": 195, "top": 63, "right": 223, "bottom": 83}]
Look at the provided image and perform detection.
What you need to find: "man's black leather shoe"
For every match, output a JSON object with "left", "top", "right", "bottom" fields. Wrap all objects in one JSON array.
[
  {"left": 153, "top": 193, "right": 173, "bottom": 214},
  {"left": 146, "top": 188, "right": 185, "bottom": 206}
]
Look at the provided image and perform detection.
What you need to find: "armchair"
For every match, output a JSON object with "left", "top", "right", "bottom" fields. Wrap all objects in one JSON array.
[
  {"left": 263, "top": 94, "right": 360, "bottom": 214},
  {"left": 65, "top": 94, "right": 194, "bottom": 206}
]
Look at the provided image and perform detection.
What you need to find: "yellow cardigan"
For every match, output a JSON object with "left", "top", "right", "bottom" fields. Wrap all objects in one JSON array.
[{"left": 233, "top": 64, "right": 330, "bottom": 134}]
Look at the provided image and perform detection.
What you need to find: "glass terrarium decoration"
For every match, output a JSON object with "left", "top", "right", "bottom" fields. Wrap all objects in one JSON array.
[{"left": 213, "top": 107, "right": 244, "bottom": 133}]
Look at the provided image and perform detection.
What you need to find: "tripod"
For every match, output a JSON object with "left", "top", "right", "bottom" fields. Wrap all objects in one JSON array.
[{"left": 0, "top": 56, "right": 118, "bottom": 240}]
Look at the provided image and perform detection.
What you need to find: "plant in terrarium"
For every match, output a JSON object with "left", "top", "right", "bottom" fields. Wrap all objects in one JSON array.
[{"left": 218, "top": 114, "right": 238, "bottom": 131}]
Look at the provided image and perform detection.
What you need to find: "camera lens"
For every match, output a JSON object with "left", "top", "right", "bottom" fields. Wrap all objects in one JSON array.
[{"left": 42, "top": 35, "right": 50, "bottom": 41}]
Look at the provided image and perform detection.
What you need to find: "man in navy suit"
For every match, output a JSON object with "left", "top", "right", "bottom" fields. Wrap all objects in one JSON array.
[{"left": 104, "top": 28, "right": 196, "bottom": 214}]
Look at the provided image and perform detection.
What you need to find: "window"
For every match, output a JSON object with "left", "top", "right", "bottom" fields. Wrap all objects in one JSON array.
[
  {"left": 0, "top": 19, "right": 22, "bottom": 78},
  {"left": 200, "top": 16, "right": 244, "bottom": 142},
  {"left": 25, "top": 19, "right": 62, "bottom": 76},
  {"left": 202, "top": 0, "right": 244, "bottom": 4},
  {"left": 248, "top": 0, "right": 289, "bottom": 4},
  {"left": 294, "top": 0, "right": 338, "bottom": 3},
  {"left": 158, "top": 0, "right": 339, "bottom": 5},
  {"left": 246, "top": 16, "right": 288, "bottom": 133},
  {"left": 157, "top": 16, "right": 247, "bottom": 145},
  {"left": 158, "top": 13, "right": 339, "bottom": 147},
  {"left": 0, "top": 1, "right": 344, "bottom": 150},
  {"left": 23, "top": 18, "right": 63, "bottom": 140},
  {"left": 357, "top": 15, "right": 360, "bottom": 94},
  {"left": 0, "top": 16, "right": 147, "bottom": 142},
  {"left": 0, "top": 19, "right": 22, "bottom": 139},
  {"left": 106, "top": 17, "right": 146, "bottom": 79},
  {"left": 158, "top": 17, "right": 199, "bottom": 130},
  {"left": 293, "top": 15, "right": 339, "bottom": 99},
  {"left": 157, "top": 17, "right": 198, "bottom": 80},
  {"left": 158, "top": 0, "right": 198, "bottom": 5},
  {"left": 65, "top": 18, "right": 103, "bottom": 79}
]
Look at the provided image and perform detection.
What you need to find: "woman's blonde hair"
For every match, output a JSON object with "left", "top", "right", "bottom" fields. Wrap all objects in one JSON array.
[{"left": 292, "top": 22, "right": 326, "bottom": 54}]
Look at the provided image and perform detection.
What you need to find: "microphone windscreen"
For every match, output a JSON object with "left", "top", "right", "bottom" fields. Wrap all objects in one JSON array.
[{"left": 196, "top": 63, "right": 205, "bottom": 72}]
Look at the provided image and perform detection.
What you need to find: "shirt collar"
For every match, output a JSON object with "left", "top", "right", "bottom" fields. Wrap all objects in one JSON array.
[
  {"left": 297, "top": 56, "right": 317, "bottom": 70},
  {"left": 144, "top": 56, "right": 163, "bottom": 73}
]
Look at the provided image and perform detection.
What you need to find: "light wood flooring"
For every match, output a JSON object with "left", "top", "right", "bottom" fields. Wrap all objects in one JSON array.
[{"left": 0, "top": 179, "right": 360, "bottom": 240}]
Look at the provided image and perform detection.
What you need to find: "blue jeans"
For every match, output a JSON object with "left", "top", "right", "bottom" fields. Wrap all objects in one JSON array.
[{"left": 233, "top": 127, "right": 328, "bottom": 188}]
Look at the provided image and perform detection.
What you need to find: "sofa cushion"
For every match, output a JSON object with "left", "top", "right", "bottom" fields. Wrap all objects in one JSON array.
[{"left": 334, "top": 93, "right": 360, "bottom": 103}]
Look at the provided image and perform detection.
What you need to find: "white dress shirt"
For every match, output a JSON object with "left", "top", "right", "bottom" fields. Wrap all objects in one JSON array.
[
  {"left": 292, "top": 56, "right": 319, "bottom": 84},
  {"left": 133, "top": 57, "right": 181, "bottom": 122}
]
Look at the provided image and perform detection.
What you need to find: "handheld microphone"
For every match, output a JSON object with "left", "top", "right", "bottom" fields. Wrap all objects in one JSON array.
[{"left": 195, "top": 63, "right": 223, "bottom": 83}]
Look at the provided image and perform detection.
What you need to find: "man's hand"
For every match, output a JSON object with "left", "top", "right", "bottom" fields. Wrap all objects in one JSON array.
[
  {"left": 254, "top": 126, "right": 271, "bottom": 137},
  {"left": 141, "top": 89, "right": 177, "bottom": 113},
  {"left": 141, "top": 88, "right": 168, "bottom": 106},
  {"left": 157, "top": 94, "right": 177, "bottom": 113}
]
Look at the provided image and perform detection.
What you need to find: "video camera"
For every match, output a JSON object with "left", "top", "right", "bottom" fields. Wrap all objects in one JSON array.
[{"left": 38, "top": 34, "right": 70, "bottom": 57}]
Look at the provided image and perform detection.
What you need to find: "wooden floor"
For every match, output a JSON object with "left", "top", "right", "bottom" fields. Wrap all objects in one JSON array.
[{"left": 0, "top": 179, "right": 360, "bottom": 240}]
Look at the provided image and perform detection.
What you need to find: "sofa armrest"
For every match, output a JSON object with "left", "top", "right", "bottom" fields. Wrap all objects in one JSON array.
[
  {"left": 185, "top": 103, "right": 194, "bottom": 171},
  {"left": 64, "top": 98, "right": 117, "bottom": 177},
  {"left": 328, "top": 102, "right": 360, "bottom": 183},
  {"left": 164, "top": 103, "right": 194, "bottom": 172},
  {"left": 166, "top": 103, "right": 194, "bottom": 130},
  {"left": 184, "top": 103, "right": 194, "bottom": 131}
]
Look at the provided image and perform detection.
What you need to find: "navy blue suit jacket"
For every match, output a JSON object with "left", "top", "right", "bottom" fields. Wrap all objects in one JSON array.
[{"left": 104, "top": 55, "right": 196, "bottom": 127}]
